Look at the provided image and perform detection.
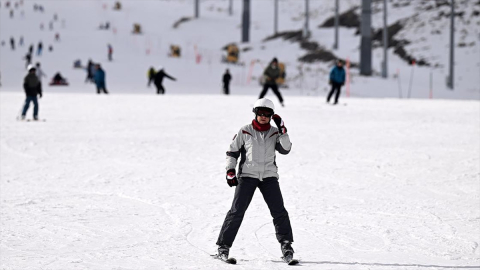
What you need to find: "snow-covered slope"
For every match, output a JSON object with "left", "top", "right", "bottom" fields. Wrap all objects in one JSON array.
[
  {"left": 0, "top": 0, "right": 479, "bottom": 99},
  {"left": 1, "top": 1, "right": 480, "bottom": 269},
  {"left": 1, "top": 91, "right": 479, "bottom": 269}
]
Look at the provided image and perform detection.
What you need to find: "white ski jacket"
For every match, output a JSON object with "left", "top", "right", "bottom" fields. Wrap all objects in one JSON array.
[{"left": 226, "top": 123, "right": 292, "bottom": 180}]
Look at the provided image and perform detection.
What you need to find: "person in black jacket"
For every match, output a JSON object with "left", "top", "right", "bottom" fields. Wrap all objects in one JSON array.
[
  {"left": 37, "top": 41, "right": 43, "bottom": 56},
  {"left": 153, "top": 66, "right": 176, "bottom": 94},
  {"left": 23, "top": 52, "right": 32, "bottom": 69},
  {"left": 259, "top": 58, "right": 284, "bottom": 107},
  {"left": 85, "top": 59, "right": 94, "bottom": 83},
  {"left": 10, "top": 37, "right": 15, "bottom": 50},
  {"left": 222, "top": 69, "right": 232, "bottom": 95},
  {"left": 21, "top": 65, "right": 42, "bottom": 120}
]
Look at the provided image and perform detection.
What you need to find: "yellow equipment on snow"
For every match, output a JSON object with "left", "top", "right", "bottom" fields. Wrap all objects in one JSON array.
[
  {"left": 133, "top": 24, "right": 142, "bottom": 34},
  {"left": 170, "top": 45, "right": 181, "bottom": 57},
  {"left": 113, "top": 1, "right": 122, "bottom": 10},
  {"left": 226, "top": 44, "right": 239, "bottom": 63}
]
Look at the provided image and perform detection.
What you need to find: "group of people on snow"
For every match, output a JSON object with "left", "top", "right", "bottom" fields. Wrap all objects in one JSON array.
[
  {"left": 85, "top": 59, "right": 108, "bottom": 94},
  {"left": 19, "top": 55, "right": 346, "bottom": 122}
]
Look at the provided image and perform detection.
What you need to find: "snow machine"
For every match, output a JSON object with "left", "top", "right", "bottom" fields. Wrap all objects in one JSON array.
[
  {"left": 113, "top": 1, "right": 122, "bottom": 10},
  {"left": 169, "top": 45, "right": 181, "bottom": 58},
  {"left": 133, "top": 23, "right": 142, "bottom": 34},
  {"left": 222, "top": 44, "right": 239, "bottom": 64}
]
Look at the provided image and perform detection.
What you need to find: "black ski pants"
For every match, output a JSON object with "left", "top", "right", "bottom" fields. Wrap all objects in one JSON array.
[
  {"left": 96, "top": 87, "right": 108, "bottom": 94},
  {"left": 216, "top": 177, "right": 293, "bottom": 247},
  {"left": 223, "top": 82, "right": 230, "bottom": 95},
  {"left": 259, "top": 84, "right": 284, "bottom": 103},
  {"left": 156, "top": 84, "right": 165, "bottom": 94},
  {"left": 327, "top": 82, "right": 342, "bottom": 104}
]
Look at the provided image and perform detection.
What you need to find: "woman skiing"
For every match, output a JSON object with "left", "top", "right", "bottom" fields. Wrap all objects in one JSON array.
[{"left": 216, "top": 98, "right": 297, "bottom": 265}]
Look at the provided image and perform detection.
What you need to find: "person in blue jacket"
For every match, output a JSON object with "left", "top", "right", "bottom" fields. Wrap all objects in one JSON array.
[
  {"left": 327, "top": 60, "right": 346, "bottom": 105},
  {"left": 93, "top": 64, "right": 108, "bottom": 94}
]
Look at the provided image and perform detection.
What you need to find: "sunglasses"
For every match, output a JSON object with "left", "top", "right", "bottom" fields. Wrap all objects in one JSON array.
[{"left": 257, "top": 110, "right": 273, "bottom": 118}]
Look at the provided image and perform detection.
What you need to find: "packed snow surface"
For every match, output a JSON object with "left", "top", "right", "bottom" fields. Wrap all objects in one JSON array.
[
  {"left": 1, "top": 0, "right": 480, "bottom": 269},
  {"left": 1, "top": 92, "right": 479, "bottom": 269}
]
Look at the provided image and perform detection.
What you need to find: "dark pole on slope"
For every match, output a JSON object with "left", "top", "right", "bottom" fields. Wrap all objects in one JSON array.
[
  {"left": 274, "top": 0, "right": 278, "bottom": 34},
  {"left": 360, "top": 0, "right": 372, "bottom": 76},
  {"left": 303, "top": 0, "right": 310, "bottom": 39},
  {"left": 242, "top": 0, "right": 250, "bottom": 43},
  {"left": 229, "top": 0, "right": 233, "bottom": 16},
  {"left": 195, "top": 0, "right": 199, "bottom": 18},
  {"left": 382, "top": 0, "right": 388, "bottom": 78},
  {"left": 334, "top": 0, "right": 339, "bottom": 49},
  {"left": 447, "top": 0, "right": 455, "bottom": 89}
]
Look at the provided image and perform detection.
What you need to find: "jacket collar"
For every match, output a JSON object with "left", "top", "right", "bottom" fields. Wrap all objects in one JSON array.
[{"left": 252, "top": 119, "right": 271, "bottom": 131}]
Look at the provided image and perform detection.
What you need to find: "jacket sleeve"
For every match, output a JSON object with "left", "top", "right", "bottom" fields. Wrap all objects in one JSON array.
[
  {"left": 341, "top": 70, "right": 346, "bottom": 83},
  {"left": 275, "top": 133, "right": 292, "bottom": 155},
  {"left": 226, "top": 129, "right": 244, "bottom": 171},
  {"left": 329, "top": 68, "right": 334, "bottom": 81},
  {"left": 164, "top": 72, "right": 176, "bottom": 81}
]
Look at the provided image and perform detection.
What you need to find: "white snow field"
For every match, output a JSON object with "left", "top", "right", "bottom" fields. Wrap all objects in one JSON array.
[
  {"left": 1, "top": 92, "right": 479, "bottom": 269},
  {"left": 1, "top": 0, "right": 480, "bottom": 269}
]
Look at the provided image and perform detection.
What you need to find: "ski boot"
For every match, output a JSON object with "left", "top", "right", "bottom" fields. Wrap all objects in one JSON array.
[
  {"left": 217, "top": 245, "right": 230, "bottom": 259},
  {"left": 281, "top": 240, "right": 298, "bottom": 265},
  {"left": 216, "top": 245, "right": 236, "bottom": 264}
]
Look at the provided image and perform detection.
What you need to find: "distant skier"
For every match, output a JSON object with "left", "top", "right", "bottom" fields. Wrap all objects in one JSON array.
[
  {"left": 10, "top": 37, "right": 15, "bottom": 50},
  {"left": 222, "top": 69, "right": 232, "bottom": 95},
  {"left": 35, "top": 62, "right": 46, "bottom": 82},
  {"left": 23, "top": 52, "right": 32, "bottom": 69},
  {"left": 85, "top": 59, "right": 94, "bottom": 83},
  {"left": 259, "top": 58, "right": 284, "bottom": 107},
  {"left": 19, "top": 36, "right": 24, "bottom": 46},
  {"left": 326, "top": 59, "right": 346, "bottom": 105},
  {"left": 147, "top": 67, "right": 155, "bottom": 87},
  {"left": 153, "top": 66, "right": 176, "bottom": 94},
  {"left": 93, "top": 64, "right": 108, "bottom": 94},
  {"left": 28, "top": 44, "right": 33, "bottom": 55},
  {"left": 20, "top": 65, "right": 42, "bottom": 121},
  {"left": 37, "top": 41, "right": 43, "bottom": 56},
  {"left": 49, "top": 21, "right": 53, "bottom": 31},
  {"left": 107, "top": 44, "right": 113, "bottom": 61},
  {"left": 216, "top": 98, "right": 296, "bottom": 265}
]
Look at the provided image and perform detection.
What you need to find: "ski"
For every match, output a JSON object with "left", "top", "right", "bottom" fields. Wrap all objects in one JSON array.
[
  {"left": 281, "top": 255, "right": 299, "bottom": 265},
  {"left": 211, "top": 254, "right": 237, "bottom": 264},
  {"left": 26, "top": 119, "right": 46, "bottom": 122}
]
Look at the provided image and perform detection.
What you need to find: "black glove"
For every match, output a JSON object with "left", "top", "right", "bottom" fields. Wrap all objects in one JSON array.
[
  {"left": 226, "top": 169, "right": 238, "bottom": 187},
  {"left": 39, "top": 93, "right": 42, "bottom": 98},
  {"left": 272, "top": 114, "right": 287, "bottom": 134}
]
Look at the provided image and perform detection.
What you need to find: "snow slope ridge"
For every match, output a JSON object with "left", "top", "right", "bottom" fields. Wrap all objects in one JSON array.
[{"left": 0, "top": 0, "right": 478, "bottom": 99}]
